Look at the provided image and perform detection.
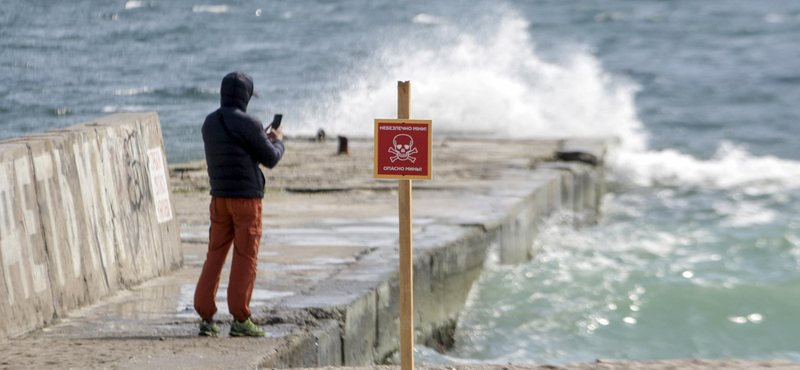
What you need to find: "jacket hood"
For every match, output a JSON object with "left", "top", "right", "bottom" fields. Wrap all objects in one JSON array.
[{"left": 220, "top": 71, "right": 255, "bottom": 112}]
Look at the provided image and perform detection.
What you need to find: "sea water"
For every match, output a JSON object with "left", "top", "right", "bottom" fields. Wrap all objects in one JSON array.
[{"left": 2, "top": 0, "right": 799, "bottom": 363}]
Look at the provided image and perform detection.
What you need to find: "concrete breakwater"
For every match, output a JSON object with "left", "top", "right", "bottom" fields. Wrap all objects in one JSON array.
[
  {"left": 0, "top": 113, "right": 182, "bottom": 339},
  {"left": 260, "top": 142, "right": 606, "bottom": 367},
  {"left": 169, "top": 138, "right": 607, "bottom": 368},
  {"left": 0, "top": 135, "right": 605, "bottom": 369}
]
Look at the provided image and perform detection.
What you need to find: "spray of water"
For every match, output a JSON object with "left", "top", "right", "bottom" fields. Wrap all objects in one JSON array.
[
  {"left": 302, "top": 7, "right": 800, "bottom": 191},
  {"left": 302, "top": 10, "right": 645, "bottom": 146}
]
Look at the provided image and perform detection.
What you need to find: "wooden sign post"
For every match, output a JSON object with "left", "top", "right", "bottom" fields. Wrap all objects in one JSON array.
[
  {"left": 374, "top": 81, "right": 432, "bottom": 370},
  {"left": 397, "top": 81, "right": 415, "bottom": 370}
]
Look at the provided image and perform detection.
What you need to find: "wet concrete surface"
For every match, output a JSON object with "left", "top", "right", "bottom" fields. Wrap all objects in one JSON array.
[{"left": 0, "top": 138, "right": 606, "bottom": 369}]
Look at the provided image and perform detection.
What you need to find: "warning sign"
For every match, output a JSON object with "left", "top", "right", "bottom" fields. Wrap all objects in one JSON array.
[
  {"left": 374, "top": 119, "right": 432, "bottom": 180},
  {"left": 147, "top": 148, "right": 173, "bottom": 223}
]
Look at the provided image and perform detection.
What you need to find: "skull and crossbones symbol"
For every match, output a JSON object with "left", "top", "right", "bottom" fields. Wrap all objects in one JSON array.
[{"left": 388, "top": 134, "right": 418, "bottom": 163}]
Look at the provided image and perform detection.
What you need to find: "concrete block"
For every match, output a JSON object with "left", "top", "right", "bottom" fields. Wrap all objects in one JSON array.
[
  {"left": 582, "top": 171, "right": 597, "bottom": 212},
  {"left": 138, "top": 113, "right": 182, "bottom": 270},
  {"left": 342, "top": 289, "right": 376, "bottom": 365},
  {"left": 59, "top": 128, "right": 121, "bottom": 297},
  {"left": 91, "top": 122, "right": 162, "bottom": 283},
  {"left": 260, "top": 320, "right": 340, "bottom": 368},
  {"left": 441, "top": 266, "right": 482, "bottom": 323},
  {"left": 17, "top": 136, "right": 91, "bottom": 316},
  {"left": 257, "top": 324, "right": 315, "bottom": 368},
  {"left": 87, "top": 113, "right": 182, "bottom": 277},
  {"left": 425, "top": 248, "right": 447, "bottom": 330},
  {"left": 0, "top": 113, "right": 183, "bottom": 339},
  {"left": 412, "top": 252, "right": 433, "bottom": 331},
  {"left": 279, "top": 283, "right": 378, "bottom": 366},
  {"left": 375, "top": 278, "right": 400, "bottom": 361},
  {"left": 91, "top": 123, "right": 149, "bottom": 283},
  {"left": 437, "top": 228, "right": 488, "bottom": 280},
  {"left": 65, "top": 113, "right": 182, "bottom": 283},
  {"left": 547, "top": 173, "right": 562, "bottom": 215},
  {"left": 499, "top": 208, "right": 529, "bottom": 264},
  {"left": 286, "top": 331, "right": 320, "bottom": 368},
  {"left": 559, "top": 169, "right": 575, "bottom": 210},
  {"left": 539, "top": 162, "right": 585, "bottom": 213},
  {"left": 0, "top": 143, "right": 55, "bottom": 338},
  {"left": 539, "top": 161, "right": 605, "bottom": 223},
  {"left": 315, "top": 319, "right": 343, "bottom": 366}
]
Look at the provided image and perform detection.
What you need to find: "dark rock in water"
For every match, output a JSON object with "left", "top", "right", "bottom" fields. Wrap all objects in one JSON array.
[
  {"left": 556, "top": 150, "right": 599, "bottom": 166},
  {"left": 338, "top": 136, "right": 349, "bottom": 155}
]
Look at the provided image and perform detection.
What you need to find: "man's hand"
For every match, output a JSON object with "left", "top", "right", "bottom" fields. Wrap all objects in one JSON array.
[{"left": 267, "top": 124, "right": 283, "bottom": 143}]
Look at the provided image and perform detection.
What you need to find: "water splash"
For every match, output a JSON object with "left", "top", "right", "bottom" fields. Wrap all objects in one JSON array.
[
  {"left": 412, "top": 14, "right": 448, "bottom": 25},
  {"left": 303, "top": 6, "right": 800, "bottom": 193},
  {"left": 301, "top": 9, "right": 646, "bottom": 151},
  {"left": 612, "top": 142, "right": 800, "bottom": 192}
]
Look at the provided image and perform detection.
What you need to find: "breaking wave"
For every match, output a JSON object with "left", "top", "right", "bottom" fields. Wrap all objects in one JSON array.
[
  {"left": 612, "top": 142, "right": 800, "bottom": 192},
  {"left": 302, "top": 7, "right": 800, "bottom": 192},
  {"left": 305, "top": 9, "right": 646, "bottom": 151}
]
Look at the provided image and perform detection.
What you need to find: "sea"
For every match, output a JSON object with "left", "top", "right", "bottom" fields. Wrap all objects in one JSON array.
[{"left": 2, "top": 0, "right": 800, "bottom": 364}]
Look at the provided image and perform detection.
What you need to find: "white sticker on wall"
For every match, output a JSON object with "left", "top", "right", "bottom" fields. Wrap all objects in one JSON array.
[{"left": 147, "top": 148, "right": 173, "bottom": 223}]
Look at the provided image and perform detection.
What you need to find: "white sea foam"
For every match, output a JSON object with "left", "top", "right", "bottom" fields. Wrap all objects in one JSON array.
[
  {"left": 192, "top": 5, "right": 229, "bottom": 14},
  {"left": 102, "top": 105, "right": 147, "bottom": 113},
  {"left": 195, "top": 88, "right": 221, "bottom": 94},
  {"left": 412, "top": 14, "right": 448, "bottom": 25},
  {"left": 714, "top": 200, "right": 777, "bottom": 227},
  {"left": 764, "top": 13, "right": 788, "bottom": 24},
  {"left": 124, "top": 1, "right": 151, "bottom": 10},
  {"left": 611, "top": 142, "right": 800, "bottom": 191},
  {"left": 113, "top": 87, "right": 153, "bottom": 96}
]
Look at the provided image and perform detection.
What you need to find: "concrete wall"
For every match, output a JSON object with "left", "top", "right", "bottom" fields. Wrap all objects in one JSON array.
[{"left": 0, "top": 113, "right": 182, "bottom": 339}]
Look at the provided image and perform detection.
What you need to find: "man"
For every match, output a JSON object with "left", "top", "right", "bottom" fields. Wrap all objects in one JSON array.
[{"left": 194, "top": 71, "right": 284, "bottom": 337}]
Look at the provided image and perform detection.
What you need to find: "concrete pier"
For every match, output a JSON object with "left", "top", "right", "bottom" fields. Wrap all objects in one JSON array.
[
  {"left": 0, "top": 113, "right": 182, "bottom": 339},
  {"left": 0, "top": 132, "right": 605, "bottom": 369}
]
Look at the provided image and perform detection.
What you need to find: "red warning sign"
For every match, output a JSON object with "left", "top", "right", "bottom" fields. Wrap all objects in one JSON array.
[{"left": 374, "top": 119, "right": 432, "bottom": 180}]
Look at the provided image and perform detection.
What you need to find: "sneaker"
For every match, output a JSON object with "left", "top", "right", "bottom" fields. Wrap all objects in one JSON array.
[
  {"left": 230, "top": 318, "right": 265, "bottom": 337},
  {"left": 199, "top": 319, "right": 220, "bottom": 337}
]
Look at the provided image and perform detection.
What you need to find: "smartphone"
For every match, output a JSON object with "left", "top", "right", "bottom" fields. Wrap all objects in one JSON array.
[{"left": 271, "top": 114, "right": 283, "bottom": 130}]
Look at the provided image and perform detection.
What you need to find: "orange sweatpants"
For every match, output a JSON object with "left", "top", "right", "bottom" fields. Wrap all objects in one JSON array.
[{"left": 194, "top": 197, "right": 262, "bottom": 322}]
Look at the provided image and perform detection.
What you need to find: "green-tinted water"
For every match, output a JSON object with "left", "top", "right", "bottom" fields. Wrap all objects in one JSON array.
[{"left": 418, "top": 181, "right": 800, "bottom": 364}]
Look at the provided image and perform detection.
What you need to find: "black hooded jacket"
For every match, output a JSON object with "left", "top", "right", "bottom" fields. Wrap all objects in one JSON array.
[{"left": 202, "top": 72, "right": 284, "bottom": 198}]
